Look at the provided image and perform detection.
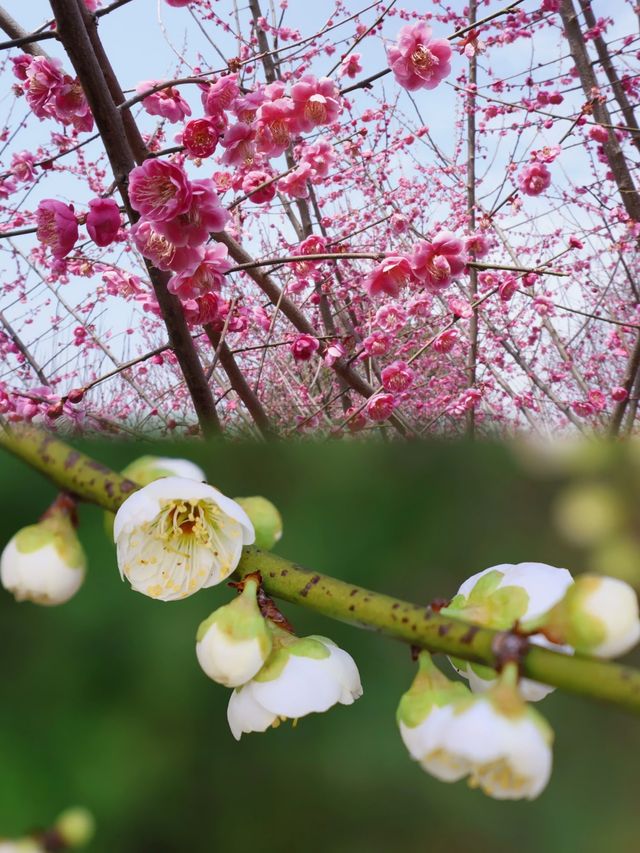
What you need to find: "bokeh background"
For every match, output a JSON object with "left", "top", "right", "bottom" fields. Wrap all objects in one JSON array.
[{"left": 1, "top": 439, "right": 640, "bottom": 853}]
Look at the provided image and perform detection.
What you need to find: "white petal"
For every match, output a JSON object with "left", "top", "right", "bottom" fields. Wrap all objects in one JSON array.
[
  {"left": 227, "top": 684, "right": 277, "bottom": 740},
  {"left": 498, "top": 563, "right": 573, "bottom": 622},
  {"left": 250, "top": 654, "right": 343, "bottom": 718}
]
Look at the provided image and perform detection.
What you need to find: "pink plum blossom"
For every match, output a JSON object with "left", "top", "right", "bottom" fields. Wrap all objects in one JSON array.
[
  {"left": 386, "top": 23, "right": 452, "bottom": 91},
  {"left": 201, "top": 74, "right": 240, "bottom": 115},
  {"left": 363, "top": 256, "right": 412, "bottom": 298},
  {"left": 242, "top": 170, "right": 276, "bottom": 204},
  {"left": 290, "top": 76, "right": 342, "bottom": 132},
  {"left": 131, "top": 220, "right": 203, "bottom": 273},
  {"left": 220, "top": 122, "right": 256, "bottom": 166},
  {"left": 10, "top": 151, "right": 37, "bottom": 183},
  {"left": 518, "top": 162, "right": 551, "bottom": 196},
  {"left": 366, "top": 393, "right": 395, "bottom": 421},
  {"left": 86, "top": 198, "right": 121, "bottom": 247},
  {"left": 136, "top": 81, "right": 191, "bottom": 123},
  {"left": 298, "top": 137, "right": 336, "bottom": 178},
  {"left": 363, "top": 332, "right": 392, "bottom": 357},
  {"left": 155, "top": 179, "right": 229, "bottom": 246},
  {"left": 182, "top": 118, "right": 221, "bottom": 158},
  {"left": 290, "top": 334, "right": 319, "bottom": 361},
  {"left": 323, "top": 341, "right": 346, "bottom": 367},
  {"left": 278, "top": 164, "right": 313, "bottom": 199},
  {"left": 410, "top": 232, "right": 467, "bottom": 290},
  {"left": 36, "top": 199, "right": 78, "bottom": 259},
  {"left": 255, "top": 98, "right": 295, "bottom": 156},
  {"left": 375, "top": 303, "right": 407, "bottom": 332},
  {"left": 168, "top": 245, "right": 230, "bottom": 301},
  {"left": 433, "top": 329, "right": 458, "bottom": 353},
  {"left": 338, "top": 53, "right": 363, "bottom": 79},
  {"left": 128, "top": 158, "right": 193, "bottom": 221},
  {"left": 381, "top": 361, "right": 415, "bottom": 393}
]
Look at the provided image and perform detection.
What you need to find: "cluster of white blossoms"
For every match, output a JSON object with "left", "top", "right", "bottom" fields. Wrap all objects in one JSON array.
[
  {"left": 196, "top": 576, "right": 362, "bottom": 739},
  {"left": 397, "top": 561, "right": 640, "bottom": 799},
  {"left": 110, "top": 459, "right": 361, "bottom": 736},
  {"left": 398, "top": 652, "right": 552, "bottom": 801}
]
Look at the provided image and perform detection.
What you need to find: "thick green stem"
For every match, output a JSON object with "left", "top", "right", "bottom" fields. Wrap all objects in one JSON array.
[{"left": 2, "top": 424, "right": 640, "bottom": 714}]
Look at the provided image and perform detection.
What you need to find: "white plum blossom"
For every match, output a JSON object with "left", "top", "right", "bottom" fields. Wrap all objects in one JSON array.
[
  {"left": 443, "top": 562, "right": 573, "bottom": 701},
  {"left": 398, "top": 654, "right": 553, "bottom": 801},
  {"left": 543, "top": 575, "right": 640, "bottom": 659},
  {"left": 196, "top": 576, "right": 272, "bottom": 687},
  {"left": 0, "top": 842, "right": 44, "bottom": 853},
  {"left": 227, "top": 634, "right": 362, "bottom": 739},
  {"left": 113, "top": 477, "right": 254, "bottom": 601},
  {"left": 0, "top": 514, "right": 86, "bottom": 606}
]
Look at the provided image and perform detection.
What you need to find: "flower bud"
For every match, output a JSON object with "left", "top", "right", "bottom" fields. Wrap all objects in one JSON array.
[
  {"left": 234, "top": 496, "right": 282, "bottom": 550},
  {"left": 398, "top": 658, "right": 554, "bottom": 800},
  {"left": 54, "top": 807, "right": 95, "bottom": 848},
  {"left": 196, "top": 578, "right": 272, "bottom": 687},
  {"left": 227, "top": 633, "right": 362, "bottom": 739},
  {"left": 1, "top": 511, "right": 86, "bottom": 606},
  {"left": 442, "top": 562, "right": 573, "bottom": 701},
  {"left": 542, "top": 575, "right": 640, "bottom": 658}
]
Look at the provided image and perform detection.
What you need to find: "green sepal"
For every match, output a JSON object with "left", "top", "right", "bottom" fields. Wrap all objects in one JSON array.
[{"left": 196, "top": 579, "right": 272, "bottom": 656}]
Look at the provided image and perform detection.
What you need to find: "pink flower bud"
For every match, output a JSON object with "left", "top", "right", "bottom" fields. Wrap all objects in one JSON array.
[{"left": 86, "top": 198, "right": 121, "bottom": 247}]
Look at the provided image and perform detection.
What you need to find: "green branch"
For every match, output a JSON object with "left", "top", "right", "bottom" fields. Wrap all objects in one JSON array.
[{"left": 2, "top": 424, "right": 640, "bottom": 715}]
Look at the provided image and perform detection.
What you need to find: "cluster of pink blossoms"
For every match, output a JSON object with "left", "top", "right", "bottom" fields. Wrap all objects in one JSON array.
[
  {"left": 363, "top": 232, "right": 468, "bottom": 299},
  {"left": 11, "top": 54, "right": 93, "bottom": 132},
  {"left": 128, "top": 157, "right": 231, "bottom": 324}
]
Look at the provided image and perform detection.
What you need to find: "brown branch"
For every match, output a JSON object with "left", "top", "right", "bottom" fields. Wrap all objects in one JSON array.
[{"left": 48, "top": 0, "right": 220, "bottom": 436}]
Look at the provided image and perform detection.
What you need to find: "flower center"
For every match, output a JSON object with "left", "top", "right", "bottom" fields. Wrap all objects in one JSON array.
[
  {"left": 411, "top": 44, "right": 439, "bottom": 76},
  {"left": 305, "top": 96, "right": 328, "bottom": 124},
  {"left": 159, "top": 499, "right": 220, "bottom": 546}
]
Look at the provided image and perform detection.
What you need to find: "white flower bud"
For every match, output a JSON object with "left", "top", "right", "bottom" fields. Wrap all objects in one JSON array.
[
  {"left": 227, "top": 634, "right": 362, "bottom": 740},
  {"left": 444, "top": 562, "right": 573, "bottom": 701},
  {"left": 113, "top": 478, "right": 254, "bottom": 601},
  {"left": 544, "top": 575, "right": 640, "bottom": 659},
  {"left": 398, "top": 657, "right": 554, "bottom": 801},
  {"left": 1, "top": 513, "right": 85, "bottom": 606},
  {"left": 196, "top": 577, "right": 272, "bottom": 687},
  {"left": 0, "top": 842, "right": 43, "bottom": 853}
]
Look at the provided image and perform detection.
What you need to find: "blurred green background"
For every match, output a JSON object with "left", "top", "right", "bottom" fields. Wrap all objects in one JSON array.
[{"left": 1, "top": 440, "right": 640, "bottom": 853}]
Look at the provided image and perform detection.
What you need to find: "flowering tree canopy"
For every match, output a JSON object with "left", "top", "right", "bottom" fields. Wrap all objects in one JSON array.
[{"left": 0, "top": 0, "right": 638, "bottom": 438}]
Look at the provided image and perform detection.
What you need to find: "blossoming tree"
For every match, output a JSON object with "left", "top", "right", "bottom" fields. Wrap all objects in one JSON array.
[{"left": 0, "top": 0, "right": 638, "bottom": 438}]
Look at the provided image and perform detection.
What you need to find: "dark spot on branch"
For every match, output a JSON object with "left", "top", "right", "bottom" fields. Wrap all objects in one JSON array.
[
  {"left": 64, "top": 450, "right": 80, "bottom": 469},
  {"left": 350, "top": 588, "right": 359, "bottom": 596},
  {"left": 461, "top": 625, "right": 480, "bottom": 644},
  {"left": 299, "top": 573, "right": 321, "bottom": 597},
  {"left": 438, "top": 623, "right": 452, "bottom": 637}
]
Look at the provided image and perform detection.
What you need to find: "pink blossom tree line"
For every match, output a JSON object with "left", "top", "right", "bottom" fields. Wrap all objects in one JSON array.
[{"left": 0, "top": 0, "right": 638, "bottom": 439}]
